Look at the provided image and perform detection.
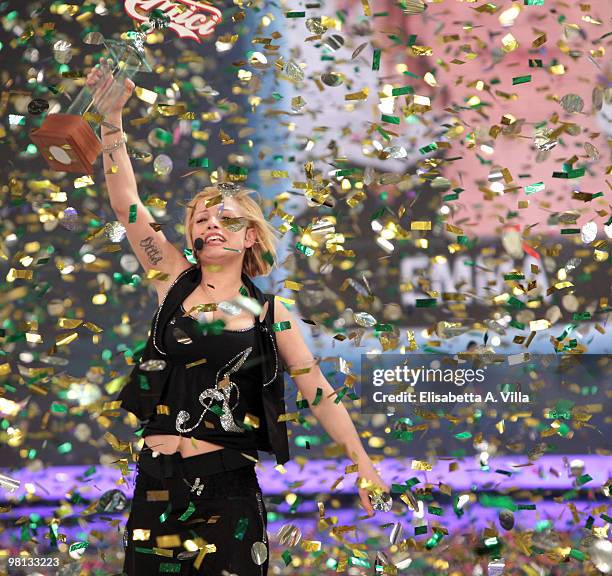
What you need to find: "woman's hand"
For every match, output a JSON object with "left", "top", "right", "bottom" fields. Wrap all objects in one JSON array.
[
  {"left": 356, "top": 459, "right": 390, "bottom": 517},
  {"left": 86, "top": 57, "right": 135, "bottom": 118}
]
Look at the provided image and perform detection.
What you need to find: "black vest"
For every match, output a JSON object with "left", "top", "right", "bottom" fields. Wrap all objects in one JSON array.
[{"left": 116, "top": 265, "right": 290, "bottom": 465}]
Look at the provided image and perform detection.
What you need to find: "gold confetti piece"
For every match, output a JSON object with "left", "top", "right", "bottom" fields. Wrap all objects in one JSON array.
[
  {"left": 284, "top": 280, "right": 303, "bottom": 291},
  {"left": 345, "top": 88, "right": 369, "bottom": 101},
  {"left": 151, "top": 547, "right": 173, "bottom": 558},
  {"left": 0, "top": 363, "right": 11, "bottom": 376},
  {"left": 244, "top": 413, "right": 260, "bottom": 428},
  {"left": 301, "top": 540, "right": 322, "bottom": 552},
  {"left": 156, "top": 405, "right": 170, "bottom": 415},
  {"left": 144, "top": 197, "right": 167, "bottom": 209},
  {"left": 186, "top": 358, "right": 208, "bottom": 369},
  {"left": 135, "top": 86, "right": 158, "bottom": 104},
  {"left": 410, "top": 221, "right": 432, "bottom": 231},
  {"left": 132, "top": 529, "right": 151, "bottom": 540},
  {"left": 410, "top": 45, "right": 432, "bottom": 56},
  {"left": 501, "top": 33, "right": 519, "bottom": 53},
  {"left": 277, "top": 412, "right": 299, "bottom": 422},
  {"left": 276, "top": 295, "right": 295, "bottom": 307},
  {"left": 103, "top": 431, "right": 130, "bottom": 452},
  {"left": 146, "top": 269, "right": 171, "bottom": 281},
  {"left": 156, "top": 534, "right": 182, "bottom": 548},
  {"left": 6, "top": 269, "right": 33, "bottom": 282},
  {"left": 56, "top": 332, "right": 78, "bottom": 346},
  {"left": 58, "top": 318, "right": 82, "bottom": 329},
  {"left": 411, "top": 459, "right": 432, "bottom": 471}
]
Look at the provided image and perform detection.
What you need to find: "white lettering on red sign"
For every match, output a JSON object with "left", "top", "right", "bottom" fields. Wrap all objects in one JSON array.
[{"left": 124, "top": 0, "right": 222, "bottom": 43}]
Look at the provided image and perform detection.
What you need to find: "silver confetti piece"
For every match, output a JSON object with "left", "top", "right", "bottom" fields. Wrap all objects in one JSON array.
[
  {"left": 369, "top": 491, "right": 393, "bottom": 512},
  {"left": 53, "top": 40, "right": 73, "bottom": 64},
  {"left": 305, "top": 17, "right": 327, "bottom": 35},
  {"left": 105, "top": 221, "right": 127, "bottom": 243},
  {"left": 487, "top": 559, "right": 506, "bottom": 576},
  {"left": 580, "top": 221, "right": 597, "bottom": 244},
  {"left": 560, "top": 93, "right": 584, "bottom": 113},
  {"left": 321, "top": 72, "right": 344, "bottom": 87},
  {"left": 83, "top": 32, "right": 104, "bottom": 45},
  {"left": 354, "top": 311, "right": 377, "bottom": 328},
  {"left": 251, "top": 541, "right": 268, "bottom": 565},
  {"left": 285, "top": 61, "right": 304, "bottom": 82},
  {"left": 390, "top": 522, "right": 404, "bottom": 545},
  {"left": 139, "top": 359, "right": 167, "bottom": 371},
  {"left": 323, "top": 34, "right": 344, "bottom": 52},
  {"left": 0, "top": 473, "right": 20, "bottom": 493},
  {"left": 276, "top": 524, "right": 302, "bottom": 547},
  {"left": 499, "top": 509, "right": 514, "bottom": 530}
]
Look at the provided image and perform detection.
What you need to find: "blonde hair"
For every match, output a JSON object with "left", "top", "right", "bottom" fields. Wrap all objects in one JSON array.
[{"left": 184, "top": 186, "right": 278, "bottom": 277}]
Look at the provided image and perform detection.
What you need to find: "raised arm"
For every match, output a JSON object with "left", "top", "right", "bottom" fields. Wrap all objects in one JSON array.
[
  {"left": 273, "top": 297, "right": 390, "bottom": 516},
  {"left": 87, "top": 58, "right": 188, "bottom": 303}
]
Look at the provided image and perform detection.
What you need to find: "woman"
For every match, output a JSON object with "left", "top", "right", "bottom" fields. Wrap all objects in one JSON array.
[{"left": 87, "top": 59, "right": 389, "bottom": 575}]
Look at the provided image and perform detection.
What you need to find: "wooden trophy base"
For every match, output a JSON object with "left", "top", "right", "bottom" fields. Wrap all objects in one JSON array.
[{"left": 30, "top": 114, "right": 103, "bottom": 175}]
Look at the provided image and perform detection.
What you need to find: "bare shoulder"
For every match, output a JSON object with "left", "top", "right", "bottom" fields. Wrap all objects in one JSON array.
[{"left": 154, "top": 259, "right": 195, "bottom": 305}]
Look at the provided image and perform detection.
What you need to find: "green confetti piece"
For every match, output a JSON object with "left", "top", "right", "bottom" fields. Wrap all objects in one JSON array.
[
  {"left": 415, "top": 298, "right": 437, "bottom": 308},
  {"left": 285, "top": 10, "right": 305, "bottom": 17},
  {"left": 512, "top": 75, "right": 531, "bottom": 85},
  {"left": 510, "top": 320, "right": 525, "bottom": 330},
  {"left": 372, "top": 48, "right": 381, "bottom": 71},
  {"left": 349, "top": 556, "right": 371, "bottom": 567},
  {"left": 128, "top": 204, "right": 137, "bottom": 223},
  {"left": 159, "top": 503, "right": 171, "bottom": 523},
  {"left": 334, "top": 387, "right": 349, "bottom": 404},
  {"left": 262, "top": 250, "right": 275, "bottom": 266},
  {"left": 585, "top": 516, "right": 594, "bottom": 529},
  {"left": 528, "top": 58, "right": 543, "bottom": 67},
  {"left": 391, "top": 86, "right": 413, "bottom": 96},
  {"left": 282, "top": 550, "right": 292, "bottom": 566},
  {"left": 159, "top": 563, "right": 181, "bottom": 573},
  {"left": 406, "top": 477, "right": 420, "bottom": 488},
  {"left": 524, "top": 181, "right": 545, "bottom": 195},
  {"left": 51, "top": 402, "right": 67, "bottom": 413},
  {"left": 210, "top": 404, "right": 224, "bottom": 417},
  {"left": 154, "top": 128, "right": 173, "bottom": 144},
  {"left": 178, "top": 501, "right": 196, "bottom": 521},
  {"left": 374, "top": 323, "right": 392, "bottom": 332},
  {"left": 415, "top": 525, "right": 428, "bottom": 535},
  {"left": 188, "top": 157, "right": 209, "bottom": 168},
  {"left": 376, "top": 125, "right": 392, "bottom": 141},
  {"left": 134, "top": 546, "right": 155, "bottom": 554},
  {"left": 517, "top": 504, "right": 536, "bottom": 510},
  {"left": 560, "top": 228, "right": 580, "bottom": 234},
  {"left": 83, "top": 466, "right": 96, "bottom": 477},
  {"left": 600, "top": 513, "right": 612, "bottom": 523},
  {"left": 138, "top": 374, "right": 150, "bottom": 391},
  {"left": 495, "top": 469, "right": 513, "bottom": 477},
  {"left": 428, "top": 506, "right": 443, "bottom": 516},
  {"left": 272, "top": 320, "right": 291, "bottom": 332},
  {"left": 69, "top": 541, "right": 88, "bottom": 553},
  {"left": 234, "top": 517, "right": 249, "bottom": 541},
  {"left": 569, "top": 548, "right": 585, "bottom": 561},
  {"left": 425, "top": 531, "right": 444, "bottom": 549},
  {"left": 228, "top": 165, "right": 248, "bottom": 177},
  {"left": 454, "top": 431, "right": 472, "bottom": 439},
  {"left": 295, "top": 242, "right": 315, "bottom": 257},
  {"left": 381, "top": 114, "right": 400, "bottom": 125},
  {"left": 312, "top": 387, "right": 323, "bottom": 406},
  {"left": 419, "top": 142, "right": 438, "bottom": 154},
  {"left": 576, "top": 474, "right": 592, "bottom": 486},
  {"left": 572, "top": 312, "right": 591, "bottom": 321},
  {"left": 507, "top": 296, "right": 525, "bottom": 309},
  {"left": 553, "top": 167, "right": 585, "bottom": 179},
  {"left": 57, "top": 442, "right": 72, "bottom": 454}
]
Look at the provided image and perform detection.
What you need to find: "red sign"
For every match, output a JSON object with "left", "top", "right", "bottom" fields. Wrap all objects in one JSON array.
[{"left": 125, "top": 0, "right": 222, "bottom": 43}]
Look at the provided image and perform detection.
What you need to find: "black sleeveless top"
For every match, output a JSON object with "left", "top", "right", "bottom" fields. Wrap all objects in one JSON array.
[{"left": 141, "top": 304, "right": 265, "bottom": 451}]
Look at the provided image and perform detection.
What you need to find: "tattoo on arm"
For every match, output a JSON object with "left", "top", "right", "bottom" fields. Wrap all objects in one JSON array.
[{"left": 139, "top": 236, "right": 163, "bottom": 265}]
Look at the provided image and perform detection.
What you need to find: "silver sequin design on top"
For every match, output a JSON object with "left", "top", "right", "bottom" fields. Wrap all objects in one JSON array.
[{"left": 175, "top": 347, "right": 253, "bottom": 434}]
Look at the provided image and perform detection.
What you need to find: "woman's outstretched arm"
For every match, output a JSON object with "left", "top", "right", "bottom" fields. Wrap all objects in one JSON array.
[{"left": 273, "top": 298, "right": 390, "bottom": 516}]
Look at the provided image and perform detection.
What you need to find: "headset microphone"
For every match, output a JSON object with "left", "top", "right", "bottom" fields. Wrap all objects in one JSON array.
[{"left": 193, "top": 237, "right": 204, "bottom": 251}]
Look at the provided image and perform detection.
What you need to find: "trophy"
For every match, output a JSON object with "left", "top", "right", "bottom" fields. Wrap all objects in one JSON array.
[{"left": 30, "top": 34, "right": 151, "bottom": 174}]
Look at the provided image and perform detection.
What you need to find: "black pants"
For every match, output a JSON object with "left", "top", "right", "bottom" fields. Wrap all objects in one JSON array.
[{"left": 122, "top": 448, "right": 269, "bottom": 575}]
